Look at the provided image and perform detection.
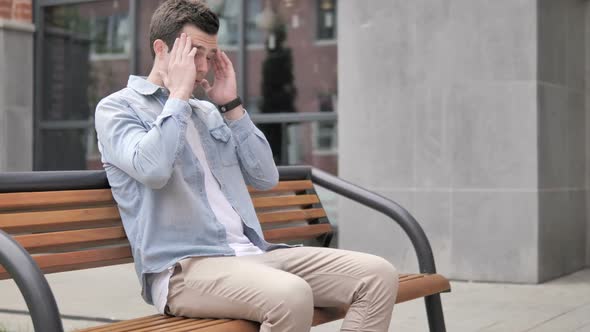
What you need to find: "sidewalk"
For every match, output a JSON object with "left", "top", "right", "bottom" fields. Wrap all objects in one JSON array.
[{"left": 0, "top": 265, "right": 589, "bottom": 332}]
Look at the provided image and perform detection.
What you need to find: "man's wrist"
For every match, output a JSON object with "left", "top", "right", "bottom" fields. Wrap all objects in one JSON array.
[
  {"left": 217, "top": 96, "right": 241, "bottom": 113},
  {"left": 169, "top": 90, "right": 191, "bottom": 101},
  {"left": 223, "top": 105, "right": 245, "bottom": 121}
]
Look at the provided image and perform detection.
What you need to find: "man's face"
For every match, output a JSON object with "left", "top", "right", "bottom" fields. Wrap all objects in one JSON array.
[{"left": 164, "top": 24, "right": 218, "bottom": 88}]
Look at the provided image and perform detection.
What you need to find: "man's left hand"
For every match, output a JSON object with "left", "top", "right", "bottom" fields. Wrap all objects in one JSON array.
[{"left": 200, "top": 51, "right": 238, "bottom": 106}]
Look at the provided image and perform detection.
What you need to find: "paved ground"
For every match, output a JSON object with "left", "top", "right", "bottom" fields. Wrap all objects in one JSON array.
[{"left": 0, "top": 265, "right": 589, "bottom": 332}]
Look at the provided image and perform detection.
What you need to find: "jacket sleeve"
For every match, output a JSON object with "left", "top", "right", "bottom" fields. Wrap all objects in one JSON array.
[
  {"left": 225, "top": 111, "right": 279, "bottom": 190},
  {"left": 95, "top": 95, "right": 192, "bottom": 189}
]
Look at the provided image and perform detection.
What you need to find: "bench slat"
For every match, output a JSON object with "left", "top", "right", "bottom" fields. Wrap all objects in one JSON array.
[
  {"left": 0, "top": 189, "right": 114, "bottom": 211},
  {"left": 76, "top": 315, "right": 166, "bottom": 332},
  {"left": 248, "top": 180, "right": 313, "bottom": 194},
  {"left": 0, "top": 206, "right": 121, "bottom": 233},
  {"left": 252, "top": 194, "right": 320, "bottom": 209},
  {"left": 257, "top": 208, "right": 327, "bottom": 224},
  {"left": 124, "top": 318, "right": 222, "bottom": 332},
  {"left": 112, "top": 317, "right": 187, "bottom": 332},
  {"left": 263, "top": 223, "right": 332, "bottom": 242},
  {"left": 12, "top": 226, "right": 127, "bottom": 253},
  {"left": 396, "top": 273, "right": 451, "bottom": 304},
  {"left": 0, "top": 246, "right": 132, "bottom": 280}
]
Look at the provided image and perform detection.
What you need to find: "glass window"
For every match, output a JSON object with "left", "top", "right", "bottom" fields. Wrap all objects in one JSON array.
[
  {"left": 38, "top": 0, "right": 130, "bottom": 170},
  {"left": 210, "top": 0, "right": 264, "bottom": 47},
  {"left": 91, "top": 13, "right": 130, "bottom": 55},
  {"left": 317, "top": 0, "right": 336, "bottom": 40},
  {"left": 314, "top": 94, "right": 337, "bottom": 153}
]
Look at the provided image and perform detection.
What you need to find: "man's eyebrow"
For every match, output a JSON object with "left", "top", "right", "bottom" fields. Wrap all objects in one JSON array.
[{"left": 194, "top": 45, "right": 218, "bottom": 53}]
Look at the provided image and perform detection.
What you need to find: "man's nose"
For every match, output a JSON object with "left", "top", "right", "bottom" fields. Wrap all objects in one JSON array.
[{"left": 197, "top": 59, "right": 208, "bottom": 73}]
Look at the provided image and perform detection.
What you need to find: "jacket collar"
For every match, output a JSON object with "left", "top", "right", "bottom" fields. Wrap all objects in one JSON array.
[{"left": 127, "top": 75, "right": 166, "bottom": 96}]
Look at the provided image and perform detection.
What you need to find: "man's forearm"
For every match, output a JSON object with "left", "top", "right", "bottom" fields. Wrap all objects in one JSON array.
[{"left": 226, "top": 111, "right": 278, "bottom": 190}]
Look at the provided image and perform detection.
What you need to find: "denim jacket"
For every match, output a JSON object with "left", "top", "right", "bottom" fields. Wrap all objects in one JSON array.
[{"left": 95, "top": 76, "right": 285, "bottom": 304}]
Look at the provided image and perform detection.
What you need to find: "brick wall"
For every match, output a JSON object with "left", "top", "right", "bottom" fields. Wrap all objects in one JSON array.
[{"left": 0, "top": 0, "right": 32, "bottom": 22}]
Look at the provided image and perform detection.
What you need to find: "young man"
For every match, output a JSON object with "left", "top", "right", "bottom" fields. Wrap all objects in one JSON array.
[{"left": 94, "top": 1, "right": 398, "bottom": 331}]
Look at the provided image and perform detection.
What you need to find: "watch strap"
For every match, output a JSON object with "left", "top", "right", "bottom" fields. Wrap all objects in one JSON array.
[{"left": 218, "top": 96, "right": 242, "bottom": 114}]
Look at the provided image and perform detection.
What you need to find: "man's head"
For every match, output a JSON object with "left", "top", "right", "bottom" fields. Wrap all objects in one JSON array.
[{"left": 149, "top": 0, "right": 219, "bottom": 83}]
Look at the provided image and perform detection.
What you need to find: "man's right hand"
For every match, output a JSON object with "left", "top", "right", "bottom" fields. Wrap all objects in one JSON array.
[{"left": 161, "top": 33, "right": 197, "bottom": 101}]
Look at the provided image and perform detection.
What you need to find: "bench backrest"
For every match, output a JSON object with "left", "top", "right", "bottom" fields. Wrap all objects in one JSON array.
[{"left": 0, "top": 180, "right": 332, "bottom": 280}]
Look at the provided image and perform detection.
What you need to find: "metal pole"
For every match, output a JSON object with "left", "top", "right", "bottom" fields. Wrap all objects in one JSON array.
[
  {"left": 33, "top": 0, "right": 45, "bottom": 170},
  {"left": 237, "top": 0, "right": 247, "bottom": 105},
  {"left": 129, "top": 0, "right": 139, "bottom": 74},
  {"left": 0, "top": 230, "right": 64, "bottom": 332}
]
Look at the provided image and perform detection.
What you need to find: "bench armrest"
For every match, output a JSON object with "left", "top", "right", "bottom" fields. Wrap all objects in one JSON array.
[
  {"left": 0, "top": 229, "right": 64, "bottom": 332},
  {"left": 279, "top": 166, "right": 437, "bottom": 274},
  {"left": 310, "top": 168, "right": 437, "bottom": 273}
]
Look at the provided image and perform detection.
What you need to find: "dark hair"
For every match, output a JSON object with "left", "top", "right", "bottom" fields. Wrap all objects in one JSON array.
[{"left": 149, "top": 0, "right": 219, "bottom": 58}]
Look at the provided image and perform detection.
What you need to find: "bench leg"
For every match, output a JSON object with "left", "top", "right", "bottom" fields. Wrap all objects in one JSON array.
[{"left": 424, "top": 294, "right": 446, "bottom": 332}]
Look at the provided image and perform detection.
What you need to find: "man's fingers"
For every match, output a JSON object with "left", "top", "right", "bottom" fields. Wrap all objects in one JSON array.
[
  {"left": 212, "top": 54, "right": 223, "bottom": 77},
  {"left": 169, "top": 37, "right": 179, "bottom": 61},
  {"left": 200, "top": 79, "right": 212, "bottom": 93},
  {"left": 220, "top": 51, "right": 233, "bottom": 71},
  {"left": 178, "top": 34, "right": 187, "bottom": 63},
  {"left": 182, "top": 34, "right": 192, "bottom": 62},
  {"left": 188, "top": 47, "right": 197, "bottom": 58},
  {"left": 217, "top": 51, "right": 228, "bottom": 71}
]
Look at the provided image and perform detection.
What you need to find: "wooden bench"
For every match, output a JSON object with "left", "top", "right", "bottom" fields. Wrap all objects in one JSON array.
[{"left": 0, "top": 166, "right": 450, "bottom": 332}]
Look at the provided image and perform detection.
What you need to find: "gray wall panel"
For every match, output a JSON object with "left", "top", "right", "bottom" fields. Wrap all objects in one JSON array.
[{"left": 0, "top": 20, "right": 34, "bottom": 172}]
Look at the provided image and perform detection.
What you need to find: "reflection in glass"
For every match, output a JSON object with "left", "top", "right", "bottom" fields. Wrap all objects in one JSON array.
[
  {"left": 39, "top": 0, "right": 130, "bottom": 170},
  {"left": 209, "top": 0, "right": 264, "bottom": 46},
  {"left": 317, "top": 0, "right": 336, "bottom": 40},
  {"left": 259, "top": 14, "right": 297, "bottom": 163}
]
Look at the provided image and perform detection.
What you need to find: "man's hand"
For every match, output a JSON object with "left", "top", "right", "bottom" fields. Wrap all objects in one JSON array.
[
  {"left": 200, "top": 51, "right": 238, "bottom": 106},
  {"left": 161, "top": 33, "right": 197, "bottom": 101}
]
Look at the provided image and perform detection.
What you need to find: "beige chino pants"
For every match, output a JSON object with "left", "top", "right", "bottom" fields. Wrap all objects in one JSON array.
[{"left": 165, "top": 247, "right": 399, "bottom": 332}]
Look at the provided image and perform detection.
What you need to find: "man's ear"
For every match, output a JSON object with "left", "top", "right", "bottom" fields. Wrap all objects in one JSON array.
[{"left": 153, "top": 39, "right": 169, "bottom": 57}]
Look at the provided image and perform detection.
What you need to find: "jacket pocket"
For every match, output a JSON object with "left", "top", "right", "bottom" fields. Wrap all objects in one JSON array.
[{"left": 210, "top": 125, "right": 239, "bottom": 166}]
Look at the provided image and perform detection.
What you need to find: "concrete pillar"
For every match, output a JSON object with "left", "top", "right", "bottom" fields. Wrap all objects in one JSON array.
[
  {"left": 0, "top": 0, "right": 33, "bottom": 171},
  {"left": 538, "top": 0, "right": 587, "bottom": 281},
  {"left": 338, "top": 0, "right": 588, "bottom": 283}
]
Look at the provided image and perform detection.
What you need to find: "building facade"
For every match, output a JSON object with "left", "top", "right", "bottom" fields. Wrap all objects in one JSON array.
[{"left": 33, "top": 0, "right": 338, "bottom": 173}]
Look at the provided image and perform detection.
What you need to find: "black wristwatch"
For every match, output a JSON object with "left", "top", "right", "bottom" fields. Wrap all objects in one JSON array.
[{"left": 217, "top": 96, "right": 242, "bottom": 114}]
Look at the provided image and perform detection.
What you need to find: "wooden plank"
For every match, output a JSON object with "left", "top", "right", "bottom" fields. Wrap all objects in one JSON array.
[
  {"left": 248, "top": 180, "right": 313, "bottom": 194},
  {"left": 257, "top": 208, "right": 327, "bottom": 224},
  {"left": 13, "top": 226, "right": 127, "bottom": 253},
  {"left": 252, "top": 194, "right": 320, "bottom": 209},
  {"left": 171, "top": 320, "right": 257, "bottom": 332},
  {"left": 0, "top": 189, "right": 114, "bottom": 211},
  {"left": 263, "top": 223, "right": 332, "bottom": 242},
  {"left": 75, "top": 315, "right": 167, "bottom": 332},
  {"left": 109, "top": 317, "right": 187, "bottom": 332},
  {"left": 136, "top": 319, "right": 227, "bottom": 332},
  {"left": 0, "top": 246, "right": 132, "bottom": 280},
  {"left": 396, "top": 274, "right": 451, "bottom": 304},
  {"left": 0, "top": 206, "right": 121, "bottom": 233}
]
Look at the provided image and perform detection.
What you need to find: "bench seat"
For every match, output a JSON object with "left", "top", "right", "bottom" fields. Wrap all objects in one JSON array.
[{"left": 76, "top": 273, "right": 450, "bottom": 332}]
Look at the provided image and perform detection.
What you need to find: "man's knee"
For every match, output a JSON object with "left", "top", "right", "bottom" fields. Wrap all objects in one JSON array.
[
  {"left": 363, "top": 255, "right": 399, "bottom": 292},
  {"left": 264, "top": 275, "right": 314, "bottom": 327}
]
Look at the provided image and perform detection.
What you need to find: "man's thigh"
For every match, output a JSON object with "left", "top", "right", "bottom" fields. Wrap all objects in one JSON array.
[
  {"left": 265, "top": 247, "right": 398, "bottom": 308},
  {"left": 165, "top": 255, "right": 311, "bottom": 321}
]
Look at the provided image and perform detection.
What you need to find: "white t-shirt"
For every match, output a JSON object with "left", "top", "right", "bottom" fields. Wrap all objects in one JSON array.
[{"left": 151, "top": 110, "right": 263, "bottom": 314}]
